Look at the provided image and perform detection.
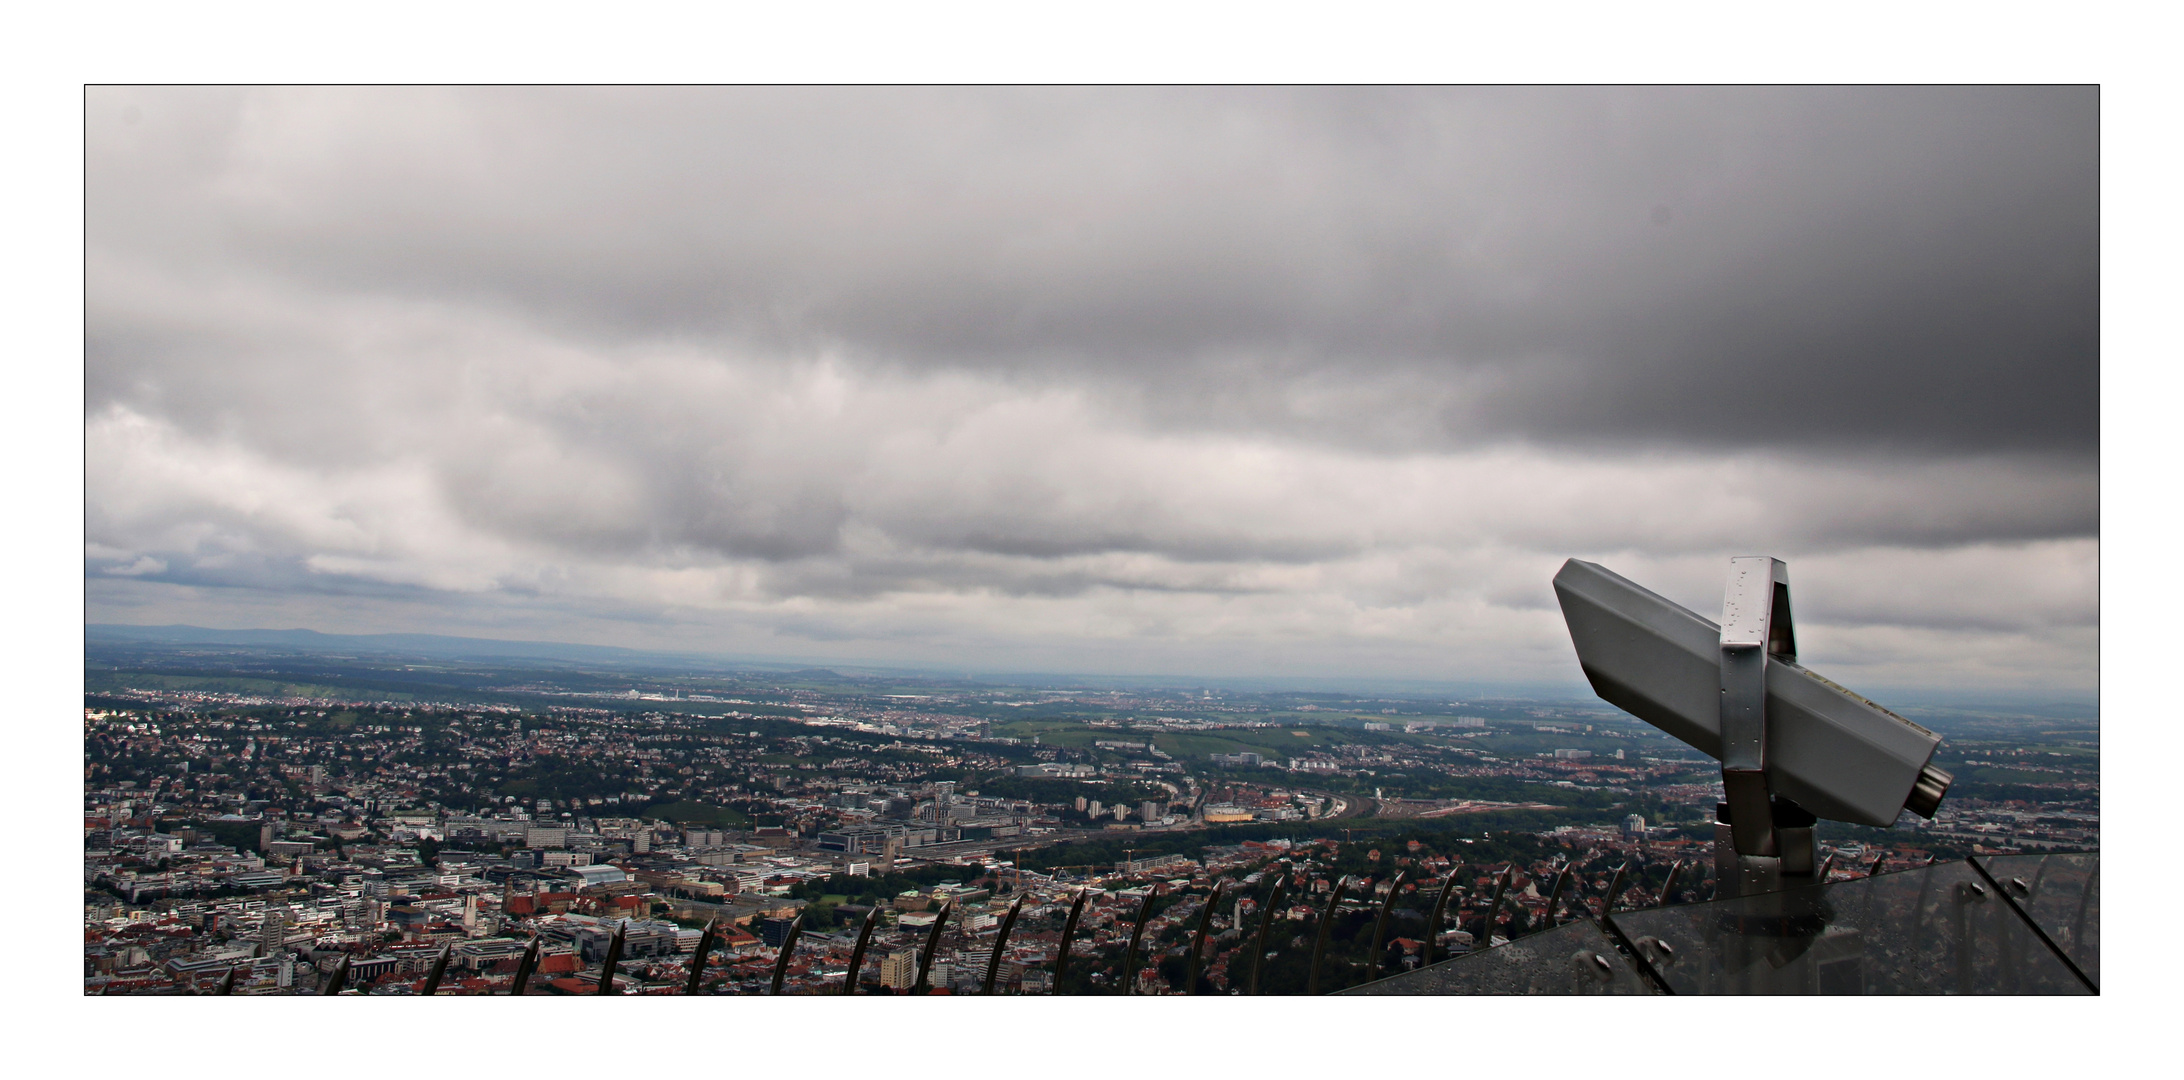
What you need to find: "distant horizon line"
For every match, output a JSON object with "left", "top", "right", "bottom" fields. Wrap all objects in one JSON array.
[{"left": 84, "top": 620, "right": 2098, "bottom": 711}]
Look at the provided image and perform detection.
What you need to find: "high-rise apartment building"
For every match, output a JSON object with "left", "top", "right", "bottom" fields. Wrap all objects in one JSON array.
[{"left": 879, "top": 949, "right": 917, "bottom": 989}]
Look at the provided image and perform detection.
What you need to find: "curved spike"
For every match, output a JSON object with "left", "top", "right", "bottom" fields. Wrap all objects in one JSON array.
[
  {"left": 842, "top": 909, "right": 879, "bottom": 995},
  {"left": 1816, "top": 853, "right": 1836, "bottom": 883},
  {"left": 1599, "top": 863, "right": 1629, "bottom": 921},
  {"left": 1366, "top": 870, "right": 1408, "bottom": 981},
  {"left": 1542, "top": 863, "right": 1574, "bottom": 928},
  {"left": 1482, "top": 865, "right": 1514, "bottom": 942},
  {"left": 509, "top": 936, "right": 542, "bottom": 996},
  {"left": 912, "top": 900, "right": 953, "bottom": 995},
  {"left": 1868, "top": 853, "right": 1888, "bottom": 879},
  {"left": 421, "top": 942, "right": 452, "bottom": 996},
  {"left": 1423, "top": 863, "right": 1462, "bottom": 967},
  {"left": 1247, "top": 872, "right": 1288, "bottom": 996},
  {"left": 684, "top": 916, "right": 719, "bottom": 996},
  {"left": 767, "top": 911, "right": 806, "bottom": 996},
  {"left": 215, "top": 965, "right": 239, "bottom": 996},
  {"left": 1052, "top": 887, "right": 1090, "bottom": 993},
  {"left": 1655, "top": 861, "right": 1684, "bottom": 909},
  {"left": 1186, "top": 880, "right": 1224, "bottom": 995},
  {"left": 2069, "top": 860, "right": 2096, "bottom": 952},
  {"left": 320, "top": 954, "right": 351, "bottom": 996},
  {"left": 1307, "top": 875, "right": 1351, "bottom": 995},
  {"left": 982, "top": 894, "right": 1027, "bottom": 995},
  {"left": 1121, "top": 888, "right": 1157, "bottom": 995},
  {"left": 597, "top": 922, "right": 627, "bottom": 995}
]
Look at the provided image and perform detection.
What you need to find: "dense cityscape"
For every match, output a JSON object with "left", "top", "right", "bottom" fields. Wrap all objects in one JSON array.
[
  {"left": 61, "top": 77, "right": 2111, "bottom": 1080},
  {"left": 82, "top": 633, "right": 2098, "bottom": 995}
]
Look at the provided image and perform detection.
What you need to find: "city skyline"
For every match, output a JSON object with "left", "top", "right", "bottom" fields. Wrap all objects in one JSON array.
[{"left": 85, "top": 87, "right": 2098, "bottom": 695}]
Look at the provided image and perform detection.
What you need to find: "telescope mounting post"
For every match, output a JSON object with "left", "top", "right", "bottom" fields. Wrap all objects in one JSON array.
[{"left": 1715, "top": 557, "right": 1819, "bottom": 899}]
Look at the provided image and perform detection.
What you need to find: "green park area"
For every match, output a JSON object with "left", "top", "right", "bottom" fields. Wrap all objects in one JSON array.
[{"left": 634, "top": 800, "right": 751, "bottom": 828}]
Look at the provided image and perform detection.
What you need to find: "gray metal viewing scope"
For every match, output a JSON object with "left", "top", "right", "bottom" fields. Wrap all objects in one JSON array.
[{"left": 1554, "top": 558, "right": 1952, "bottom": 895}]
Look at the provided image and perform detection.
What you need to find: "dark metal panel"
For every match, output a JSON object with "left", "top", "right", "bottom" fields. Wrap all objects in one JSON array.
[
  {"left": 1606, "top": 859, "right": 2090, "bottom": 995},
  {"left": 1973, "top": 852, "right": 2099, "bottom": 990},
  {"left": 1339, "top": 919, "right": 1655, "bottom": 996}
]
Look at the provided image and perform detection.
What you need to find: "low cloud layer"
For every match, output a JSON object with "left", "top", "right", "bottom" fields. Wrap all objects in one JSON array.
[{"left": 85, "top": 87, "right": 2099, "bottom": 693}]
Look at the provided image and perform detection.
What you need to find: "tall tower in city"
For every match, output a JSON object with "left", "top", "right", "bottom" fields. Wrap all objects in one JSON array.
[{"left": 259, "top": 910, "right": 287, "bottom": 953}]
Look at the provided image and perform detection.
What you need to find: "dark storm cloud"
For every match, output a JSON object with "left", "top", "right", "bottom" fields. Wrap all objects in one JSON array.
[
  {"left": 82, "top": 87, "right": 2099, "bottom": 690},
  {"left": 89, "top": 86, "right": 2095, "bottom": 455}
]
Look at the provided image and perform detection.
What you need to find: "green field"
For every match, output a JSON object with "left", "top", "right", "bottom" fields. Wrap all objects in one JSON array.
[{"left": 635, "top": 800, "right": 751, "bottom": 827}]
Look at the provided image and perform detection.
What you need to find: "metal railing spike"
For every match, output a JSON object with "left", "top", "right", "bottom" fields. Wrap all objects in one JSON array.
[
  {"left": 1543, "top": 863, "right": 1574, "bottom": 927},
  {"left": 912, "top": 900, "right": 953, "bottom": 995},
  {"left": 1655, "top": 861, "right": 1684, "bottom": 908},
  {"left": 1366, "top": 870, "right": 1408, "bottom": 982},
  {"left": 1815, "top": 853, "right": 1836, "bottom": 883},
  {"left": 1186, "top": 880, "right": 1224, "bottom": 994},
  {"left": 1868, "top": 853, "right": 1888, "bottom": 878},
  {"left": 768, "top": 911, "right": 806, "bottom": 996},
  {"left": 1247, "top": 872, "right": 1288, "bottom": 996},
  {"left": 1122, "top": 889, "right": 1157, "bottom": 995},
  {"left": 1423, "top": 863, "right": 1462, "bottom": 967},
  {"left": 685, "top": 916, "right": 719, "bottom": 996},
  {"left": 215, "top": 965, "right": 238, "bottom": 996},
  {"left": 2070, "top": 860, "right": 2096, "bottom": 956},
  {"left": 1599, "top": 863, "right": 1629, "bottom": 920},
  {"left": 509, "top": 936, "right": 541, "bottom": 996},
  {"left": 597, "top": 922, "right": 627, "bottom": 995},
  {"left": 1483, "top": 865, "right": 1514, "bottom": 940},
  {"left": 1307, "top": 875, "right": 1351, "bottom": 995},
  {"left": 421, "top": 942, "right": 452, "bottom": 996},
  {"left": 1053, "top": 888, "right": 1089, "bottom": 993},
  {"left": 321, "top": 954, "right": 351, "bottom": 996},
  {"left": 983, "top": 895, "right": 1026, "bottom": 995},
  {"left": 843, "top": 909, "right": 879, "bottom": 995}
]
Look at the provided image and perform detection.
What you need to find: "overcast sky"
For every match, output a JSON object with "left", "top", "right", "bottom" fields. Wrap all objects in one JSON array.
[{"left": 83, "top": 86, "right": 2097, "bottom": 694}]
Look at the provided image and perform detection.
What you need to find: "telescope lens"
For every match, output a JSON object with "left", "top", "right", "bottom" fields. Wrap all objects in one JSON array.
[{"left": 1904, "top": 763, "right": 1953, "bottom": 819}]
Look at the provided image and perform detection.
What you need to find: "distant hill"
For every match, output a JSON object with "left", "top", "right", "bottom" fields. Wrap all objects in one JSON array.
[
  {"left": 85, "top": 623, "right": 669, "bottom": 666},
  {"left": 82, "top": 623, "right": 1595, "bottom": 698}
]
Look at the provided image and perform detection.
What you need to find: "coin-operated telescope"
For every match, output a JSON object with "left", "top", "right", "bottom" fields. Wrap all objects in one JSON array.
[{"left": 1554, "top": 558, "right": 1952, "bottom": 897}]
